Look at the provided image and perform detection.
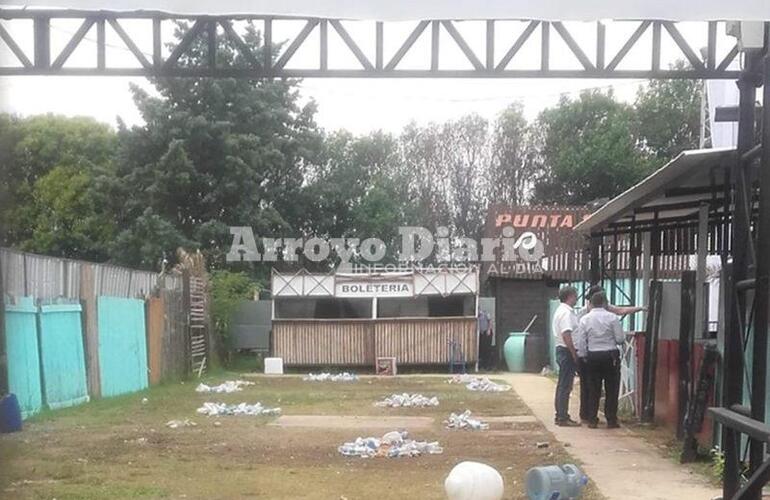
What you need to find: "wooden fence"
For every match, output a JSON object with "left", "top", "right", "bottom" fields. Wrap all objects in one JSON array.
[
  {"left": 147, "top": 286, "right": 189, "bottom": 384},
  {"left": 273, "top": 317, "right": 477, "bottom": 367}
]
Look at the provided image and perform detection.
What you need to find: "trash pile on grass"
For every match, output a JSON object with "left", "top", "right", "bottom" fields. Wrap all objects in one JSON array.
[
  {"left": 338, "top": 430, "right": 443, "bottom": 458},
  {"left": 448, "top": 375, "right": 511, "bottom": 392},
  {"left": 196, "top": 402, "right": 281, "bottom": 417},
  {"left": 303, "top": 372, "right": 358, "bottom": 382},
  {"left": 444, "top": 410, "right": 489, "bottom": 430},
  {"left": 165, "top": 418, "right": 197, "bottom": 429},
  {"left": 374, "top": 393, "right": 439, "bottom": 408},
  {"left": 195, "top": 380, "right": 255, "bottom": 393}
]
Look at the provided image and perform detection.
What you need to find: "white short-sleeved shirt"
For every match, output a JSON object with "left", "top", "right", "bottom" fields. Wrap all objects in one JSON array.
[
  {"left": 552, "top": 302, "right": 578, "bottom": 348},
  {"left": 576, "top": 307, "right": 624, "bottom": 354}
]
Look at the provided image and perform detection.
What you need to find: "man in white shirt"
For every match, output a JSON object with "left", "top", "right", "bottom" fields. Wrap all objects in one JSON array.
[
  {"left": 551, "top": 286, "right": 580, "bottom": 426},
  {"left": 576, "top": 291, "right": 625, "bottom": 429},
  {"left": 574, "top": 284, "right": 645, "bottom": 423}
]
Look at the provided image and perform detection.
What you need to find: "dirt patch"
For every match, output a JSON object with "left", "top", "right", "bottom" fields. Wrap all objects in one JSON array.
[
  {"left": 270, "top": 415, "right": 435, "bottom": 429},
  {"left": 484, "top": 415, "right": 538, "bottom": 424},
  {"left": 1, "top": 374, "right": 605, "bottom": 500}
]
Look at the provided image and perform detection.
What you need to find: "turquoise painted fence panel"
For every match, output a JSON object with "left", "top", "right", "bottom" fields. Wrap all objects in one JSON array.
[
  {"left": 98, "top": 297, "right": 148, "bottom": 397},
  {"left": 4, "top": 297, "right": 42, "bottom": 418},
  {"left": 38, "top": 304, "right": 89, "bottom": 410}
]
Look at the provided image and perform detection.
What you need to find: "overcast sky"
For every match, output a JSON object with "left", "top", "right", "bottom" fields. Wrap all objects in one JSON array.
[{"left": 0, "top": 18, "right": 739, "bottom": 134}]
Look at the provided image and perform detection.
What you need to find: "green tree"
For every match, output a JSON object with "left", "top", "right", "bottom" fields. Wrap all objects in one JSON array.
[
  {"left": 488, "top": 103, "right": 536, "bottom": 206},
  {"left": 302, "top": 130, "right": 412, "bottom": 266},
  {"left": 210, "top": 270, "right": 258, "bottom": 363},
  {"left": 635, "top": 63, "right": 703, "bottom": 161},
  {"left": 398, "top": 115, "right": 491, "bottom": 240},
  {"left": 532, "top": 90, "right": 652, "bottom": 205},
  {"left": 104, "top": 23, "right": 323, "bottom": 269},
  {"left": 23, "top": 165, "right": 115, "bottom": 260},
  {"left": 0, "top": 114, "right": 116, "bottom": 258}
]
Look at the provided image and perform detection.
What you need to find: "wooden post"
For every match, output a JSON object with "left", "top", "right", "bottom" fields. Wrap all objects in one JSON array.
[
  {"left": 79, "top": 264, "right": 100, "bottom": 398},
  {"left": 677, "top": 271, "right": 696, "bottom": 439},
  {"left": 641, "top": 232, "right": 652, "bottom": 327}
]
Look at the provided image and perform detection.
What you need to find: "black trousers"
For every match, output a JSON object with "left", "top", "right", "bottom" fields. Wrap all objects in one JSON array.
[
  {"left": 586, "top": 350, "right": 621, "bottom": 425},
  {"left": 478, "top": 332, "right": 495, "bottom": 370},
  {"left": 577, "top": 358, "right": 589, "bottom": 421}
]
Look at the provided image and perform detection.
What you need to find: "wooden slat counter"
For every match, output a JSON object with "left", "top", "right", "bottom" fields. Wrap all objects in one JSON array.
[{"left": 272, "top": 317, "right": 477, "bottom": 367}]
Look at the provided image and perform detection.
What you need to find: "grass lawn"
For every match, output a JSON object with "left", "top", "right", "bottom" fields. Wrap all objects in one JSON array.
[{"left": 1, "top": 373, "right": 605, "bottom": 499}]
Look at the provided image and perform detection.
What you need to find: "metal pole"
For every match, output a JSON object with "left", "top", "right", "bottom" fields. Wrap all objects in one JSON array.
[
  {"left": 695, "top": 203, "right": 709, "bottom": 338},
  {"left": 748, "top": 46, "right": 770, "bottom": 491},
  {"left": 589, "top": 235, "right": 601, "bottom": 286},
  {"left": 723, "top": 52, "right": 760, "bottom": 500},
  {"left": 629, "top": 230, "right": 638, "bottom": 331},
  {"left": 0, "top": 254, "right": 6, "bottom": 395}
]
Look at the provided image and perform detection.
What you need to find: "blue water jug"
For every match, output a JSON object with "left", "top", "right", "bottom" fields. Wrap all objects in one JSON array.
[
  {"left": 0, "top": 393, "right": 23, "bottom": 433},
  {"left": 526, "top": 464, "right": 587, "bottom": 500}
]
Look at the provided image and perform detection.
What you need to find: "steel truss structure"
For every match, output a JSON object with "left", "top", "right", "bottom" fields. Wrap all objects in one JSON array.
[
  {"left": 717, "top": 49, "right": 770, "bottom": 500},
  {"left": 0, "top": 9, "right": 743, "bottom": 79}
]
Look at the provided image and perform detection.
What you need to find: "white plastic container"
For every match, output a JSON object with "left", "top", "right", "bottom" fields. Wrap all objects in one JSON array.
[
  {"left": 525, "top": 464, "right": 587, "bottom": 500},
  {"left": 264, "top": 357, "right": 284, "bottom": 375},
  {"left": 444, "top": 461, "right": 504, "bottom": 500}
]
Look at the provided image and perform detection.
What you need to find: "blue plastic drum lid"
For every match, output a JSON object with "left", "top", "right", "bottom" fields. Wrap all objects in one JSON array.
[
  {"left": 0, "top": 394, "right": 23, "bottom": 433},
  {"left": 503, "top": 332, "right": 528, "bottom": 372}
]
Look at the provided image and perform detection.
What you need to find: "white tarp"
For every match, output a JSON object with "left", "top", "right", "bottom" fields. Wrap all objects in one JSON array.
[
  {"left": 6, "top": 1, "right": 770, "bottom": 21},
  {"left": 707, "top": 63, "right": 740, "bottom": 149}
]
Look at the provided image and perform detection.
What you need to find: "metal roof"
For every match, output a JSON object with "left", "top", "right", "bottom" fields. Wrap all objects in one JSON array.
[{"left": 574, "top": 147, "right": 736, "bottom": 234}]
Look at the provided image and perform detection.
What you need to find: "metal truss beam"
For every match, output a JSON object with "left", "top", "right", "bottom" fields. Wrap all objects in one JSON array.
[{"left": 0, "top": 9, "right": 741, "bottom": 79}]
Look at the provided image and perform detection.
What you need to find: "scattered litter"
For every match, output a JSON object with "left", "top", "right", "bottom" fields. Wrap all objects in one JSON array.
[
  {"left": 195, "top": 380, "right": 254, "bottom": 393},
  {"left": 338, "top": 430, "right": 443, "bottom": 458},
  {"left": 448, "top": 374, "right": 476, "bottom": 384},
  {"left": 444, "top": 410, "right": 489, "bottom": 430},
  {"left": 124, "top": 437, "right": 147, "bottom": 445},
  {"left": 141, "top": 397, "right": 149, "bottom": 404},
  {"left": 374, "top": 393, "right": 439, "bottom": 408},
  {"left": 448, "top": 375, "right": 511, "bottom": 392},
  {"left": 540, "top": 365, "right": 554, "bottom": 376},
  {"left": 196, "top": 402, "right": 281, "bottom": 417},
  {"left": 535, "top": 441, "right": 550, "bottom": 449},
  {"left": 213, "top": 421, "right": 222, "bottom": 427},
  {"left": 303, "top": 372, "right": 358, "bottom": 382},
  {"left": 165, "top": 419, "right": 197, "bottom": 429}
]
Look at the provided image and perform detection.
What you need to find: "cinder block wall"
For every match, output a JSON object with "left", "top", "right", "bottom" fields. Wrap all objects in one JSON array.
[{"left": 493, "top": 278, "right": 558, "bottom": 371}]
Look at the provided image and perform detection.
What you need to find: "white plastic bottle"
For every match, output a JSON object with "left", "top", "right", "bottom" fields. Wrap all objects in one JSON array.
[
  {"left": 444, "top": 461, "right": 504, "bottom": 500},
  {"left": 525, "top": 464, "right": 588, "bottom": 500}
]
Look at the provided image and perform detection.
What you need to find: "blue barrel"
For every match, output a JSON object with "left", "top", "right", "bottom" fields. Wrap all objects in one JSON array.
[
  {"left": 0, "top": 393, "right": 23, "bottom": 433},
  {"left": 503, "top": 332, "right": 528, "bottom": 372}
]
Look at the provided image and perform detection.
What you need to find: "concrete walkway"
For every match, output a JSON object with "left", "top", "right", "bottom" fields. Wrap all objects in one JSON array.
[{"left": 498, "top": 373, "right": 719, "bottom": 500}]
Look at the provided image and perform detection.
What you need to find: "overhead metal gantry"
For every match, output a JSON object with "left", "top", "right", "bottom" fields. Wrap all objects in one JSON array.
[{"left": 0, "top": 9, "right": 742, "bottom": 79}]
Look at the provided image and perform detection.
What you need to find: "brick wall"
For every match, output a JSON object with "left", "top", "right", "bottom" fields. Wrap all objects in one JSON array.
[{"left": 492, "top": 278, "right": 558, "bottom": 371}]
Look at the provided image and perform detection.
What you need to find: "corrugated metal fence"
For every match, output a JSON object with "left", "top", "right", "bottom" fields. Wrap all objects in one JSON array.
[
  {"left": 1, "top": 248, "right": 181, "bottom": 300},
  {"left": 1, "top": 248, "right": 193, "bottom": 417}
]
